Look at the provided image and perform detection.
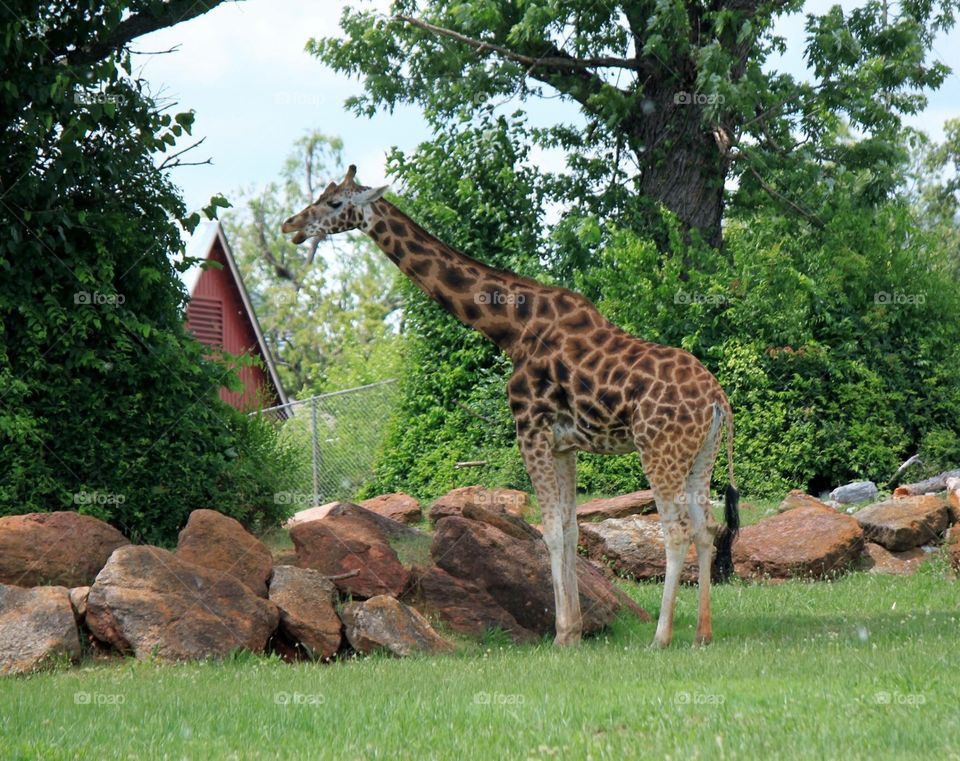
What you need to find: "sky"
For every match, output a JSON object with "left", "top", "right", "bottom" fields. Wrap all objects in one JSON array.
[{"left": 138, "top": 0, "right": 960, "bottom": 221}]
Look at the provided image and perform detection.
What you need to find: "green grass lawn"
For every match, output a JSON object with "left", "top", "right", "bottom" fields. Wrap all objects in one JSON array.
[{"left": 3, "top": 563, "right": 959, "bottom": 760}]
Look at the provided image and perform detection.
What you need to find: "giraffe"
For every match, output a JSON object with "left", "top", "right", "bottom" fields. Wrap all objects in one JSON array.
[{"left": 281, "top": 165, "right": 740, "bottom": 647}]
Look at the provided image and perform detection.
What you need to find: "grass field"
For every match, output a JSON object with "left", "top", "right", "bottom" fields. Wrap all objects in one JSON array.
[{"left": 3, "top": 561, "right": 959, "bottom": 760}]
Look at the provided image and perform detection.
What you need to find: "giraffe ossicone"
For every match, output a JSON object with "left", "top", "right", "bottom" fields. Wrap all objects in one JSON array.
[{"left": 282, "top": 164, "right": 740, "bottom": 648}]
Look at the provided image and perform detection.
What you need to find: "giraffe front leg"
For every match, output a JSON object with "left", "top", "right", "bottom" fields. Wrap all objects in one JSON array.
[
  {"left": 654, "top": 509, "right": 691, "bottom": 649},
  {"left": 519, "top": 436, "right": 581, "bottom": 646}
]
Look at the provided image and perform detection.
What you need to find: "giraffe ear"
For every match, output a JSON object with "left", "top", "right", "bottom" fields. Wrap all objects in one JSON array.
[{"left": 354, "top": 185, "right": 389, "bottom": 205}]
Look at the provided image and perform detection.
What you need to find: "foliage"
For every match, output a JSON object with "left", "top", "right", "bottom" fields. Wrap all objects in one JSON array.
[
  {"left": 311, "top": 0, "right": 958, "bottom": 246},
  {"left": 224, "top": 132, "right": 403, "bottom": 396},
  {"left": 0, "top": 0, "right": 296, "bottom": 543}
]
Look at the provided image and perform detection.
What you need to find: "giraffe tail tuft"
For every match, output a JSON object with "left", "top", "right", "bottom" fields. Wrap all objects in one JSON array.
[{"left": 713, "top": 401, "right": 739, "bottom": 582}]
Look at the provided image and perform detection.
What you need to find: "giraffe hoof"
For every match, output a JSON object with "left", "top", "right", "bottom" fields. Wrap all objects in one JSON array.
[
  {"left": 651, "top": 636, "right": 672, "bottom": 650},
  {"left": 553, "top": 632, "right": 582, "bottom": 647},
  {"left": 694, "top": 634, "right": 713, "bottom": 647}
]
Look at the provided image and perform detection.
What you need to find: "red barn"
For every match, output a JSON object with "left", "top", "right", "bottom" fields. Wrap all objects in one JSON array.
[{"left": 182, "top": 222, "right": 288, "bottom": 413}]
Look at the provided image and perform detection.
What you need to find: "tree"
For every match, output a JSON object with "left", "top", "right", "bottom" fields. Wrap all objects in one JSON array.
[
  {"left": 223, "top": 132, "right": 403, "bottom": 396},
  {"left": 0, "top": 0, "right": 297, "bottom": 543},
  {"left": 312, "top": 0, "right": 957, "bottom": 247}
]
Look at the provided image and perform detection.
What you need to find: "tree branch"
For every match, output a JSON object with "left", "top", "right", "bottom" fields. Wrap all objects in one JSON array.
[
  {"left": 395, "top": 14, "right": 640, "bottom": 71},
  {"left": 63, "top": 0, "right": 236, "bottom": 66}
]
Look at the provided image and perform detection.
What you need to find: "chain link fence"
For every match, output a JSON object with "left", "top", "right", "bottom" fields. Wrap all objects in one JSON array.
[{"left": 256, "top": 379, "right": 399, "bottom": 509}]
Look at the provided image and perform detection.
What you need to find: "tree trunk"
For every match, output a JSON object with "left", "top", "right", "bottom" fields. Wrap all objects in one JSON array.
[{"left": 629, "top": 83, "right": 728, "bottom": 248}]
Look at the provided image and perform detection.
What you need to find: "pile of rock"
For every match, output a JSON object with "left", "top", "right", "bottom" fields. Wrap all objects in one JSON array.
[{"left": 0, "top": 487, "right": 650, "bottom": 675}]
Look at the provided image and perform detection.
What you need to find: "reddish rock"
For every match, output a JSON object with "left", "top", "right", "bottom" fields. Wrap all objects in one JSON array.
[
  {"left": 68, "top": 586, "right": 90, "bottom": 621},
  {"left": 733, "top": 506, "right": 864, "bottom": 580},
  {"left": 0, "top": 584, "right": 81, "bottom": 675},
  {"left": 284, "top": 503, "right": 337, "bottom": 528},
  {"left": 404, "top": 565, "right": 536, "bottom": 642},
  {"left": 576, "top": 490, "right": 656, "bottom": 522},
  {"left": 578, "top": 515, "right": 699, "bottom": 583},
  {"left": 289, "top": 511, "right": 412, "bottom": 599},
  {"left": 341, "top": 595, "right": 454, "bottom": 656},
  {"left": 431, "top": 514, "right": 650, "bottom": 636},
  {"left": 321, "top": 502, "right": 427, "bottom": 541},
  {"left": 859, "top": 543, "right": 927, "bottom": 575},
  {"left": 945, "top": 477, "right": 960, "bottom": 524},
  {"left": 854, "top": 496, "right": 949, "bottom": 551},
  {"left": 0, "top": 511, "right": 129, "bottom": 588},
  {"left": 778, "top": 490, "right": 835, "bottom": 513},
  {"left": 429, "top": 486, "right": 531, "bottom": 523},
  {"left": 86, "top": 546, "right": 278, "bottom": 661},
  {"left": 175, "top": 509, "right": 273, "bottom": 597},
  {"left": 945, "top": 526, "right": 960, "bottom": 570},
  {"left": 268, "top": 565, "right": 342, "bottom": 660},
  {"left": 359, "top": 493, "right": 422, "bottom": 525}
]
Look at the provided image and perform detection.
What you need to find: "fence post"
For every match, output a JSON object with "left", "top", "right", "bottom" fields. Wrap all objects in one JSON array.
[{"left": 310, "top": 396, "right": 320, "bottom": 507}]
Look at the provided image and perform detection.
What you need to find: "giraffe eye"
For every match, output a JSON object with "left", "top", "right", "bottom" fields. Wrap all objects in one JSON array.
[{"left": 328, "top": 200, "right": 342, "bottom": 209}]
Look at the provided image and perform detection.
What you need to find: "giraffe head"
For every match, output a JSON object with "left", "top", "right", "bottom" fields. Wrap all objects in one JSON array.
[{"left": 281, "top": 164, "right": 388, "bottom": 244}]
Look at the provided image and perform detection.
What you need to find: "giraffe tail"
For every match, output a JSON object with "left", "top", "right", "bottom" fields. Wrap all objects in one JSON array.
[{"left": 714, "top": 401, "right": 739, "bottom": 582}]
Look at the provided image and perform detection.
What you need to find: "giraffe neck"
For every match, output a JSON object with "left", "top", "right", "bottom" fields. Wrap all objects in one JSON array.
[{"left": 361, "top": 199, "right": 533, "bottom": 352}]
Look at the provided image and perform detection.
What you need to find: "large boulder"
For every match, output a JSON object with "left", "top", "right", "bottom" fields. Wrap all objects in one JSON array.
[
  {"left": 289, "top": 506, "right": 421, "bottom": 599},
  {"left": 86, "top": 546, "right": 278, "bottom": 661},
  {"left": 854, "top": 496, "right": 950, "bottom": 551},
  {"left": 0, "top": 511, "right": 129, "bottom": 588},
  {"left": 733, "top": 506, "right": 864, "bottom": 580},
  {"left": 859, "top": 543, "right": 927, "bottom": 576},
  {"left": 358, "top": 493, "right": 422, "bottom": 525},
  {"left": 0, "top": 584, "right": 81, "bottom": 675},
  {"left": 576, "top": 490, "right": 656, "bottom": 522},
  {"left": 431, "top": 513, "right": 649, "bottom": 636},
  {"left": 268, "top": 565, "right": 342, "bottom": 660},
  {"left": 579, "top": 515, "right": 699, "bottom": 583},
  {"left": 778, "top": 490, "right": 835, "bottom": 513},
  {"left": 829, "top": 481, "right": 878, "bottom": 505},
  {"left": 175, "top": 509, "right": 273, "bottom": 597},
  {"left": 341, "top": 595, "right": 453, "bottom": 656},
  {"left": 429, "top": 486, "right": 531, "bottom": 523},
  {"left": 403, "top": 565, "right": 536, "bottom": 642}
]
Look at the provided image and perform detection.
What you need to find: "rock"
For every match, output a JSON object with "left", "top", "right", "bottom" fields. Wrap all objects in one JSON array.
[
  {"left": 289, "top": 511, "right": 412, "bottom": 599},
  {"left": 284, "top": 503, "right": 337, "bottom": 528},
  {"left": 893, "top": 469, "right": 960, "bottom": 498},
  {"left": 321, "top": 502, "right": 428, "bottom": 542},
  {"left": 268, "top": 566, "right": 342, "bottom": 660},
  {"left": 0, "top": 584, "right": 81, "bottom": 675},
  {"left": 432, "top": 514, "right": 649, "bottom": 636},
  {"left": 945, "top": 477, "right": 960, "bottom": 524},
  {"left": 358, "top": 493, "right": 422, "bottom": 525},
  {"left": 778, "top": 490, "right": 835, "bottom": 513},
  {"left": 403, "top": 565, "right": 536, "bottom": 642},
  {"left": 854, "top": 496, "right": 949, "bottom": 551},
  {"left": 341, "top": 595, "right": 453, "bottom": 656},
  {"left": 68, "top": 586, "right": 90, "bottom": 621},
  {"left": 579, "top": 515, "right": 699, "bottom": 583},
  {"left": 429, "top": 486, "right": 531, "bottom": 523},
  {"left": 175, "top": 509, "right": 273, "bottom": 597},
  {"left": 0, "top": 511, "right": 129, "bottom": 588},
  {"left": 945, "top": 526, "right": 960, "bottom": 570},
  {"left": 859, "top": 543, "right": 926, "bottom": 575},
  {"left": 733, "top": 506, "right": 864, "bottom": 580},
  {"left": 829, "top": 481, "right": 878, "bottom": 505},
  {"left": 576, "top": 490, "right": 657, "bottom": 522},
  {"left": 86, "top": 546, "right": 278, "bottom": 661}
]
